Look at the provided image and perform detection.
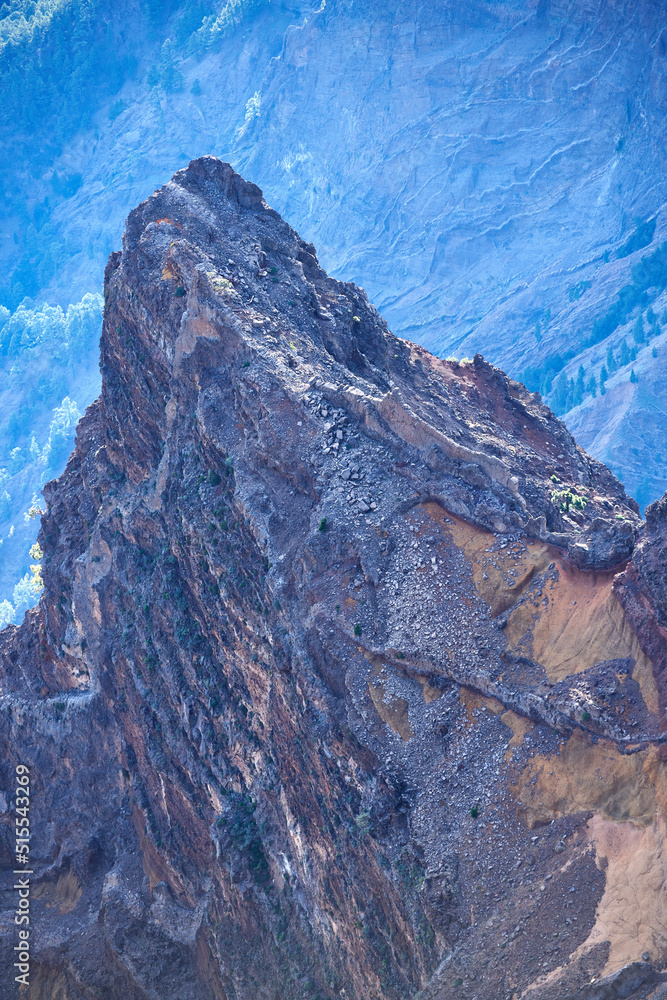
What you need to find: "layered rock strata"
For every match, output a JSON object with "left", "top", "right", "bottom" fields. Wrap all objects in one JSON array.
[{"left": 1, "top": 158, "right": 667, "bottom": 1000}]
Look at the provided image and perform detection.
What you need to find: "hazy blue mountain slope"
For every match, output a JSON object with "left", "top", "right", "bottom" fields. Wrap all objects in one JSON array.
[
  {"left": 235, "top": 0, "right": 667, "bottom": 499},
  {"left": 0, "top": 0, "right": 311, "bottom": 308},
  {"left": 1, "top": 0, "right": 667, "bottom": 612},
  {"left": 0, "top": 295, "right": 102, "bottom": 620}
]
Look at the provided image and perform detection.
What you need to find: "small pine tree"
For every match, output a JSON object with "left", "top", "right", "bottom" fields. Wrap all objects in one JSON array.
[
  {"left": 633, "top": 313, "right": 645, "bottom": 344},
  {"left": 606, "top": 344, "right": 617, "bottom": 372},
  {"left": 620, "top": 337, "right": 630, "bottom": 367},
  {"left": 599, "top": 366, "right": 608, "bottom": 396},
  {"left": 553, "top": 370, "right": 568, "bottom": 413},
  {"left": 637, "top": 475, "right": 650, "bottom": 515},
  {"left": 630, "top": 368, "right": 638, "bottom": 383},
  {"left": 586, "top": 375, "right": 597, "bottom": 397}
]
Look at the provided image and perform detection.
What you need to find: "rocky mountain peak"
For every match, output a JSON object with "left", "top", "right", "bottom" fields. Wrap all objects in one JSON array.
[{"left": 1, "top": 158, "right": 666, "bottom": 1000}]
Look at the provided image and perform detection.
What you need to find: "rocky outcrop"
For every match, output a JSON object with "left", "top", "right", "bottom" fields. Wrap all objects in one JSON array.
[{"left": 1, "top": 158, "right": 666, "bottom": 1000}]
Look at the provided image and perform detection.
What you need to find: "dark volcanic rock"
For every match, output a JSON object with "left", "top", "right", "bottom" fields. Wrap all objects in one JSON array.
[{"left": 1, "top": 158, "right": 666, "bottom": 1000}]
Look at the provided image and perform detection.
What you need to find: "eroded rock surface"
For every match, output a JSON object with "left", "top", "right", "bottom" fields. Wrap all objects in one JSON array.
[{"left": 1, "top": 158, "right": 666, "bottom": 1000}]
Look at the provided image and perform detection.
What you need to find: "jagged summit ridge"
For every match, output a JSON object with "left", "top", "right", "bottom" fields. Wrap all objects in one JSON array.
[
  {"left": 0, "top": 158, "right": 665, "bottom": 1000},
  {"left": 111, "top": 156, "right": 638, "bottom": 557}
]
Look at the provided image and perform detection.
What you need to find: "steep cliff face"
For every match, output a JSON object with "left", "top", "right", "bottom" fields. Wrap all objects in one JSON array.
[{"left": 1, "top": 158, "right": 667, "bottom": 1000}]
